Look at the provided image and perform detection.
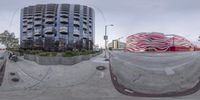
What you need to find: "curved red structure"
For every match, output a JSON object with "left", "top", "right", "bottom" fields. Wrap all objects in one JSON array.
[{"left": 126, "top": 32, "right": 194, "bottom": 52}]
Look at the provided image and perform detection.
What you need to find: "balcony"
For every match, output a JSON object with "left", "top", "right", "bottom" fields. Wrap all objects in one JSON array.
[
  {"left": 83, "top": 17, "right": 87, "bottom": 20},
  {"left": 83, "top": 14, "right": 87, "bottom": 17},
  {"left": 44, "top": 27, "right": 54, "bottom": 34},
  {"left": 27, "top": 24, "right": 33, "bottom": 30},
  {"left": 59, "top": 27, "right": 68, "bottom": 34},
  {"left": 23, "top": 19, "right": 27, "bottom": 22},
  {"left": 23, "top": 23, "right": 27, "bottom": 27},
  {"left": 83, "top": 33, "right": 87, "bottom": 38},
  {"left": 26, "top": 33, "right": 33, "bottom": 39},
  {"left": 83, "top": 20, "right": 87, "bottom": 24},
  {"left": 60, "top": 18, "right": 68, "bottom": 23},
  {"left": 83, "top": 24, "right": 87, "bottom": 29},
  {"left": 27, "top": 16, "right": 33, "bottom": 19},
  {"left": 34, "top": 13, "right": 42, "bottom": 16},
  {"left": 45, "top": 13, "right": 55, "bottom": 17},
  {"left": 34, "top": 29, "right": 42, "bottom": 36},
  {"left": 60, "top": 13, "right": 68, "bottom": 18},
  {"left": 89, "top": 36, "right": 93, "bottom": 40},
  {"left": 45, "top": 18, "right": 54, "bottom": 23},
  {"left": 27, "top": 19, "right": 33, "bottom": 23},
  {"left": 34, "top": 32, "right": 42, "bottom": 37},
  {"left": 74, "top": 15, "right": 79, "bottom": 19},
  {"left": 89, "top": 28, "right": 92, "bottom": 32},
  {"left": 73, "top": 30, "right": 80, "bottom": 36},
  {"left": 89, "top": 23, "right": 92, "bottom": 26},
  {"left": 74, "top": 21, "right": 80, "bottom": 26},
  {"left": 34, "top": 20, "right": 42, "bottom": 26},
  {"left": 34, "top": 16, "right": 42, "bottom": 20},
  {"left": 22, "top": 36, "right": 28, "bottom": 40},
  {"left": 22, "top": 28, "right": 27, "bottom": 33}
]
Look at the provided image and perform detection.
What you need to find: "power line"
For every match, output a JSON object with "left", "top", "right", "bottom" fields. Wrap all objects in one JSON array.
[{"left": 8, "top": 9, "right": 19, "bottom": 31}]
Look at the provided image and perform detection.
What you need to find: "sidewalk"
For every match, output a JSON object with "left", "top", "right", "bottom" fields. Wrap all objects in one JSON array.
[{"left": 0, "top": 52, "right": 199, "bottom": 100}]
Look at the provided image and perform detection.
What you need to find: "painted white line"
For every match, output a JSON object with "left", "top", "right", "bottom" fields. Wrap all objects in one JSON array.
[
  {"left": 165, "top": 68, "right": 175, "bottom": 75},
  {"left": 124, "top": 89, "right": 134, "bottom": 93},
  {"left": 92, "top": 58, "right": 109, "bottom": 64},
  {"left": 100, "top": 72, "right": 105, "bottom": 78}
]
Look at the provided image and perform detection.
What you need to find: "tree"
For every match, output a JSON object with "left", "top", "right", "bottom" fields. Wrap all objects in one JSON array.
[{"left": 0, "top": 30, "right": 19, "bottom": 49}]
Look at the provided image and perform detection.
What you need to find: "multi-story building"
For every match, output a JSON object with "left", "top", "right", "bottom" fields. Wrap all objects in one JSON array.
[
  {"left": 126, "top": 32, "right": 194, "bottom": 52},
  {"left": 20, "top": 4, "right": 95, "bottom": 51},
  {"left": 108, "top": 40, "right": 126, "bottom": 50}
]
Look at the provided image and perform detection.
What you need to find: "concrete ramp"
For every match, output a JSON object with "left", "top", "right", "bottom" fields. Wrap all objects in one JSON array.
[{"left": 109, "top": 51, "right": 200, "bottom": 97}]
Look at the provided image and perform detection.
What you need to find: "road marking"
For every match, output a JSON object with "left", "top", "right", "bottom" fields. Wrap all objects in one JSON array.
[
  {"left": 165, "top": 68, "right": 175, "bottom": 75},
  {"left": 92, "top": 58, "right": 109, "bottom": 64},
  {"left": 100, "top": 72, "right": 105, "bottom": 78},
  {"left": 124, "top": 89, "right": 134, "bottom": 93}
]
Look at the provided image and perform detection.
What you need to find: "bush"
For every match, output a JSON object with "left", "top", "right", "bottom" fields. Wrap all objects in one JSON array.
[
  {"left": 62, "top": 51, "right": 80, "bottom": 57},
  {"left": 38, "top": 52, "right": 50, "bottom": 56},
  {"left": 38, "top": 52, "right": 57, "bottom": 57},
  {"left": 24, "top": 50, "right": 42, "bottom": 55},
  {"left": 51, "top": 52, "right": 57, "bottom": 56},
  {"left": 80, "top": 49, "right": 96, "bottom": 55}
]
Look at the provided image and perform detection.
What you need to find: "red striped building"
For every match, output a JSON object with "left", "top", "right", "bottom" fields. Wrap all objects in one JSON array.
[{"left": 126, "top": 32, "right": 195, "bottom": 52}]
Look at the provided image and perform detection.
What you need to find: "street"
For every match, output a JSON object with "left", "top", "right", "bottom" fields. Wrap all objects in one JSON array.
[{"left": 0, "top": 51, "right": 200, "bottom": 99}]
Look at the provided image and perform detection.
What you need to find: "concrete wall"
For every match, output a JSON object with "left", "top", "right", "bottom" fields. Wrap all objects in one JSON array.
[
  {"left": 24, "top": 52, "right": 102, "bottom": 65},
  {"left": 24, "top": 54, "right": 36, "bottom": 61},
  {"left": 36, "top": 56, "right": 61, "bottom": 65}
]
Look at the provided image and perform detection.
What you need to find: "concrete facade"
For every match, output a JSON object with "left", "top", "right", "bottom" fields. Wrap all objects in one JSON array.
[{"left": 20, "top": 4, "right": 95, "bottom": 51}]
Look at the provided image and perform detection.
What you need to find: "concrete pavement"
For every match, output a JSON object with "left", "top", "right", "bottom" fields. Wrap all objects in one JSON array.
[
  {"left": 0, "top": 51, "right": 200, "bottom": 99},
  {"left": 0, "top": 52, "right": 127, "bottom": 100}
]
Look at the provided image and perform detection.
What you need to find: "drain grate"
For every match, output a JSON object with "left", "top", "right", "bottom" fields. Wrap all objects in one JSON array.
[
  {"left": 104, "top": 59, "right": 109, "bottom": 61},
  {"left": 10, "top": 72, "right": 16, "bottom": 76},
  {"left": 96, "top": 66, "right": 106, "bottom": 71},
  {"left": 11, "top": 78, "right": 19, "bottom": 82}
]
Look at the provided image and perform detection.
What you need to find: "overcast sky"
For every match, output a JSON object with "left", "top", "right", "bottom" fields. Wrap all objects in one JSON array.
[{"left": 1, "top": 0, "right": 200, "bottom": 47}]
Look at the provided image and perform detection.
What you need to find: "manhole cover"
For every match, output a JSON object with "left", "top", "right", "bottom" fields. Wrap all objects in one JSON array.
[
  {"left": 104, "top": 59, "right": 109, "bottom": 61},
  {"left": 10, "top": 72, "right": 16, "bottom": 76},
  {"left": 96, "top": 66, "right": 106, "bottom": 71},
  {"left": 11, "top": 78, "right": 19, "bottom": 82}
]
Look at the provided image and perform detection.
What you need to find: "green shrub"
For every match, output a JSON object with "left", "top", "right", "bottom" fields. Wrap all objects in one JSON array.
[
  {"left": 80, "top": 49, "right": 96, "bottom": 55},
  {"left": 51, "top": 52, "right": 57, "bottom": 56},
  {"left": 62, "top": 51, "right": 80, "bottom": 57},
  {"left": 24, "top": 50, "right": 42, "bottom": 55},
  {"left": 38, "top": 52, "right": 50, "bottom": 56},
  {"left": 38, "top": 52, "right": 57, "bottom": 57}
]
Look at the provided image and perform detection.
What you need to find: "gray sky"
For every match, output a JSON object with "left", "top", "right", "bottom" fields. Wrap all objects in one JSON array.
[{"left": 1, "top": 0, "right": 200, "bottom": 47}]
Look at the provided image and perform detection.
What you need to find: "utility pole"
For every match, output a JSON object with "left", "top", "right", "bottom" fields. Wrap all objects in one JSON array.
[{"left": 104, "top": 24, "right": 114, "bottom": 59}]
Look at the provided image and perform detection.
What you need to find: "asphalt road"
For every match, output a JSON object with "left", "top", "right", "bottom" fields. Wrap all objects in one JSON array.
[
  {"left": 0, "top": 51, "right": 200, "bottom": 100},
  {"left": 110, "top": 51, "right": 200, "bottom": 97}
]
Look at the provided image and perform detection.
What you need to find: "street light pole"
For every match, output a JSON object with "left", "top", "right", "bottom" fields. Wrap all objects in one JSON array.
[{"left": 104, "top": 24, "right": 113, "bottom": 59}]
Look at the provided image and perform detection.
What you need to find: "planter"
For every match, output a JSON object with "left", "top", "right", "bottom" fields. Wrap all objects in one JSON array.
[
  {"left": 74, "top": 55, "right": 83, "bottom": 63},
  {"left": 13, "top": 52, "right": 20, "bottom": 56},
  {"left": 81, "top": 55, "right": 91, "bottom": 60},
  {"left": 92, "top": 53, "right": 97, "bottom": 57},
  {"left": 23, "top": 51, "right": 103, "bottom": 65},
  {"left": 24, "top": 54, "right": 36, "bottom": 61},
  {"left": 60, "top": 56, "right": 76, "bottom": 65},
  {"left": 36, "top": 56, "right": 60, "bottom": 65}
]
